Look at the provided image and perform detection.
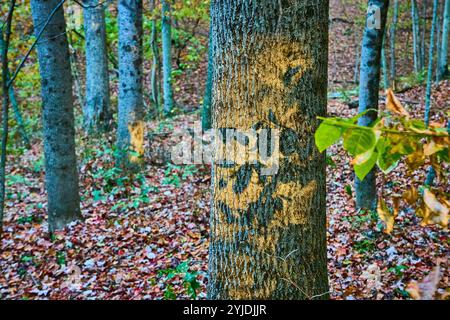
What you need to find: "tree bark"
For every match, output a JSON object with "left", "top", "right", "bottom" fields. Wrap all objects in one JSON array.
[
  {"left": 83, "top": 0, "right": 112, "bottom": 133},
  {"left": 389, "top": 0, "right": 398, "bottom": 89},
  {"left": 354, "top": 0, "right": 390, "bottom": 211},
  {"left": 30, "top": 0, "right": 81, "bottom": 231},
  {"left": 208, "top": 0, "right": 329, "bottom": 300},
  {"left": 117, "top": 0, "right": 144, "bottom": 168},
  {"left": 161, "top": 0, "right": 174, "bottom": 115},
  {"left": 437, "top": 0, "right": 449, "bottom": 80},
  {"left": 201, "top": 23, "right": 213, "bottom": 131}
]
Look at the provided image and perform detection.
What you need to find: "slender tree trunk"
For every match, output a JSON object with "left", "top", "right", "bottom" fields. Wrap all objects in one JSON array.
[
  {"left": 381, "top": 34, "right": 390, "bottom": 90},
  {"left": 67, "top": 32, "right": 85, "bottom": 108},
  {"left": 420, "top": 0, "right": 428, "bottom": 69},
  {"left": 117, "top": 0, "right": 144, "bottom": 168},
  {"left": 0, "top": 0, "right": 15, "bottom": 238},
  {"left": 411, "top": 0, "right": 421, "bottom": 72},
  {"left": 30, "top": 0, "right": 81, "bottom": 231},
  {"left": 83, "top": 0, "right": 111, "bottom": 133},
  {"left": 424, "top": 0, "right": 438, "bottom": 127},
  {"left": 435, "top": 0, "right": 442, "bottom": 83},
  {"left": 389, "top": 0, "right": 398, "bottom": 89},
  {"left": 208, "top": 0, "right": 329, "bottom": 299},
  {"left": 355, "top": 0, "right": 390, "bottom": 211},
  {"left": 161, "top": 0, "right": 174, "bottom": 115},
  {"left": 424, "top": 0, "right": 439, "bottom": 187},
  {"left": 438, "top": 0, "right": 449, "bottom": 80},
  {"left": 201, "top": 23, "right": 213, "bottom": 131}
]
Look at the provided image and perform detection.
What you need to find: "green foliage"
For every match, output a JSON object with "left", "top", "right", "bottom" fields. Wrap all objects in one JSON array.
[{"left": 159, "top": 261, "right": 201, "bottom": 299}]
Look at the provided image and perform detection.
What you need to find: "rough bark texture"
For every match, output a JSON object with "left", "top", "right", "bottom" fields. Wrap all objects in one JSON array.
[
  {"left": 208, "top": 0, "right": 329, "bottom": 300},
  {"left": 161, "top": 0, "right": 174, "bottom": 115},
  {"left": 117, "top": 0, "right": 144, "bottom": 168},
  {"left": 355, "top": 0, "right": 389, "bottom": 211},
  {"left": 30, "top": 0, "right": 81, "bottom": 231},
  {"left": 83, "top": 0, "right": 111, "bottom": 133},
  {"left": 438, "top": 0, "right": 449, "bottom": 80}
]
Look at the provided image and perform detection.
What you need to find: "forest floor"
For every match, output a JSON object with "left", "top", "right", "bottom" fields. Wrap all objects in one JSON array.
[
  {"left": 0, "top": 0, "right": 448, "bottom": 300},
  {"left": 0, "top": 81, "right": 448, "bottom": 300}
]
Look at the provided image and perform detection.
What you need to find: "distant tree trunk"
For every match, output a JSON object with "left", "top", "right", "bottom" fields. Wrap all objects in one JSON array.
[
  {"left": 201, "top": 24, "right": 213, "bottom": 131},
  {"left": 411, "top": 0, "right": 421, "bottom": 72},
  {"left": 30, "top": 0, "right": 81, "bottom": 231},
  {"left": 389, "top": 0, "right": 398, "bottom": 89},
  {"left": 355, "top": 0, "right": 390, "bottom": 211},
  {"left": 83, "top": 0, "right": 111, "bottom": 133},
  {"left": 117, "top": 0, "right": 144, "bottom": 168},
  {"left": 424, "top": 0, "right": 439, "bottom": 187},
  {"left": 149, "top": 0, "right": 161, "bottom": 116},
  {"left": 67, "top": 32, "right": 85, "bottom": 108},
  {"left": 208, "top": 0, "right": 329, "bottom": 299},
  {"left": 381, "top": 34, "right": 390, "bottom": 90},
  {"left": 0, "top": 0, "right": 15, "bottom": 238},
  {"left": 161, "top": 0, "right": 174, "bottom": 115},
  {"left": 424, "top": 0, "right": 438, "bottom": 127},
  {"left": 420, "top": 0, "right": 428, "bottom": 69},
  {"left": 437, "top": 0, "right": 449, "bottom": 80}
]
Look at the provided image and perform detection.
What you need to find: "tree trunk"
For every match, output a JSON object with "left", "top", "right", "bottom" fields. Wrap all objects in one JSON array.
[
  {"left": 438, "top": 0, "right": 449, "bottom": 80},
  {"left": 354, "top": 0, "right": 390, "bottom": 211},
  {"left": 411, "top": 0, "right": 421, "bottom": 72},
  {"left": 83, "top": 0, "right": 111, "bottom": 133},
  {"left": 30, "top": 0, "right": 81, "bottom": 231},
  {"left": 161, "top": 0, "right": 174, "bottom": 115},
  {"left": 149, "top": 0, "right": 161, "bottom": 116},
  {"left": 208, "top": 0, "right": 329, "bottom": 300},
  {"left": 0, "top": 0, "right": 15, "bottom": 238},
  {"left": 381, "top": 34, "right": 390, "bottom": 90},
  {"left": 389, "top": 0, "right": 398, "bottom": 89},
  {"left": 117, "top": 0, "right": 144, "bottom": 168},
  {"left": 201, "top": 23, "right": 213, "bottom": 131},
  {"left": 424, "top": 0, "right": 438, "bottom": 127}
]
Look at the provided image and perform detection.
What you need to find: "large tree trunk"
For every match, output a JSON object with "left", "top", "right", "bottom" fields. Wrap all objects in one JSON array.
[
  {"left": 117, "top": 0, "right": 144, "bottom": 168},
  {"left": 354, "top": 0, "right": 389, "bottom": 211},
  {"left": 83, "top": 0, "right": 111, "bottom": 133},
  {"left": 161, "top": 0, "right": 174, "bottom": 115},
  {"left": 30, "top": 0, "right": 81, "bottom": 231},
  {"left": 208, "top": 0, "right": 329, "bottom": 300}
]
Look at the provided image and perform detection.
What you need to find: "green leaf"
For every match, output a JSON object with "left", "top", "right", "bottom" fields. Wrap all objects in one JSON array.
[
  {"left": 354, "top": 150, "right": 378, "bottom": 180},
  {"left": 343, "top": 128, "right": 376, "bottom": 156},
  {"left": 376, "top": 137, "right": 401, "bottom": 173},
  {"left": 315, "top": 123, "right": 344, "bottom": 152}
]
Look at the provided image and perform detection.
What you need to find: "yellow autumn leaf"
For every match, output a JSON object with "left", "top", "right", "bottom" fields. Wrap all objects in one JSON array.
[
  {"left": 385, "top": 88, "right": 410, "bottom": 117},
  {"left": 422, "top": 189, "right": 449, "bottom": 228},
  {"left": 403, "top": 187, "right": 419, "bottom": 205},
  {"left": 423, "top": 140, "right": 444, "bottom": 156},
  {"left": 377, "top": 197, "right": 397, "bottom": 234}
]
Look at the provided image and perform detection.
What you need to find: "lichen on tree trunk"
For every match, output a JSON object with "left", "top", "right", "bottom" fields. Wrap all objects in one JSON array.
[{"left": 208, "top": 0, "right": 329, "bottom": 300}]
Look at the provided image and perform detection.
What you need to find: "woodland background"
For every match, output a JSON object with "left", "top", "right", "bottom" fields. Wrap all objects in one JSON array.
[{"left": 0, "top": 0, "right": 448, "bottom": 300}]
